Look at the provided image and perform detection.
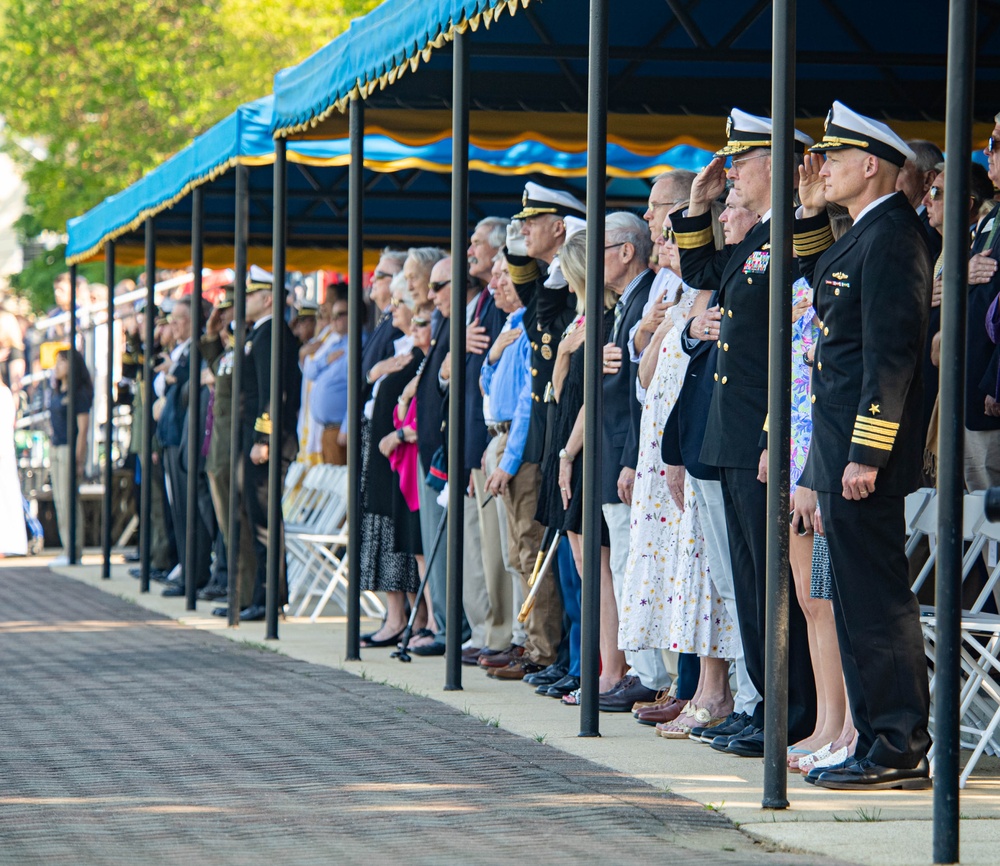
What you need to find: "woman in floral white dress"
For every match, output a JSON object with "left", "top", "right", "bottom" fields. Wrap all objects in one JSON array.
[{"left": 618, "top": 208, "right": 735, "bottom": 737}]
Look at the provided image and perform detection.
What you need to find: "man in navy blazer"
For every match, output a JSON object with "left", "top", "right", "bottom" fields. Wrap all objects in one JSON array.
[{"left": 597, "top": 211, "right": 668, "bottom": 713}]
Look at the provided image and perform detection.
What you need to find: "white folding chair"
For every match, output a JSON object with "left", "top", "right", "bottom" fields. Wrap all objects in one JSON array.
[{"left": 905, "top": 487, "right": 936, "bottom": 560}]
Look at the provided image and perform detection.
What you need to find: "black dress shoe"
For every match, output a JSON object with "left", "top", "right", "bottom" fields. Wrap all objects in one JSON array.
[
  {"left": 239, "top": 604, "right": 266, "bottom": 622},
  {"left": 599, "top": 676, "right": 659, "bottom": 712},
  {"left": 197, "top": 585, "right": 227, "bottom": 601},
  {"left": 211, "top": 606, "right": 229, "bottom": 618},
  {"left": 124, "top": 551, "right": 140, "bottom": 562},
  {"left": 150, "top": 569, "right": 175, "bottom": 584},
  {"left": 721, "top": 726, "right": 766, "bottom": 757},
  {"left": 692, "top": 711, "right": 752, "bottom": 744},
  {"left": 161, "top": 584, "right": 185, "bottom": 597},
  {"left": 544, "top": 675, "right": 580, "bottom": 698},
  {"left": 804, "top": 756, "right": 855, "bottom": 785},
  {"left": 813, "top": 757, "right": 931, "bottom": 790},
  {"left": 710, "top": 724, "right": 758, "bottom": 753},
  {"left": 525, "top": 663, "right": 567, "bottom": 687},
  {"left": 409, "top": 641, "right": 446, "bottom": 656}
]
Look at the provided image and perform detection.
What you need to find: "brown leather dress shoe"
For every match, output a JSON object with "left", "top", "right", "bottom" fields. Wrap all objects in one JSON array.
[
  {"left": 635, "top": 697, "right": 684, "bottom": 727},
  {"left": 478, "top": 644, "right": 524, "bottom": 669},
  {"left": 488, "top": 660, "right": 545, "bottom": 680},
  {"left": 461, "top": 646, "right": 483, "bottom": 666}
]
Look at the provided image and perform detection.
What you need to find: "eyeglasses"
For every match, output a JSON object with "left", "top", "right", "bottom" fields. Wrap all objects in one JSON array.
[
  {"left": 372, "top": 270, "right": 394, "bottom": 280},
  {"left": 648, "top": 200, "right": 679, "bottom": 210},
  {"left": 730, "top": 152, "right": 771, "bottom": 172},
  {"left": 390, "top": 297, "right": 404, "bottom": 307},
  {"left": 412, "top": 318, "right": 431, "bottom": 327},
  {"left": 929, "top": 186, "right": 942, "bottom": 201},
  {"left": 331, "top": 311, "right": 347, "bottom": 320},
  {"left": 661, "top": 227, "right": 677, "bottom": 243},
  {"left": 428, "top": 280, "right": 451, "bottom": 293},
  {"left": 987, "top": 136, "right": 997, "bottom": 155},
  {"left": 604, "top": 242, "right": 627, "bottom": 251}
]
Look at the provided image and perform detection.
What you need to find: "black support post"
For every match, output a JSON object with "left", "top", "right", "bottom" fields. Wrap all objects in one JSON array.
[
  {"left": 935, "top": 1, "right": 976, "bottom": 861},
  {"left": 227, "top": 165, "right": 249, "bottom": 628},
  {"left": 445, "top": 30, "right": 470, "bottom": 692},
  {"left": 762, "top": 0, "right": 795, "bottom": 811},
  {"left": 346, "top": 98, "right": 364, "bottom": 660},
  {"left": 102, "top": 242, "right": 115, "bottom": 578},
  {"left": 266, "top": 139, "right": 287, "bottom": 640},
  {"left": 185, "top": 187, "right": 204, "bottom": 612},
  {"left": 140, "top": 221, "right": 156, "bottom": 594},
  {"left": 67, "top": 264, "right": 79, "bottom": 565},
  {"left": 579, "top": 0, "right": 608, "bottom": 738}
]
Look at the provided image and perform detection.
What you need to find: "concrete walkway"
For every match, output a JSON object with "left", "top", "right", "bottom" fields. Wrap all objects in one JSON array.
[{"left": 24, "top": 555, "right": 1000, "bottom": 864}]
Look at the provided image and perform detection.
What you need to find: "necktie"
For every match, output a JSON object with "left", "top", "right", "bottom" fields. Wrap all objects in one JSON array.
[{"left": 611, "top": 297, "right": 625, "bottom": 343}]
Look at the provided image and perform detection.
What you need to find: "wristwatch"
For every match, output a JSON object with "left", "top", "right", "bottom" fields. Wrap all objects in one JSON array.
[
  {"left": 397, "top": 428, "right": 406, "bottom": 441},
  {"left": 558, "top": 448, "right": 572, "bottom": 461}
]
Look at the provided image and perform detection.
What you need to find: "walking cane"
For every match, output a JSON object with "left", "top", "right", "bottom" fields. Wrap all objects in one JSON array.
[
  {"left": 391, "top": 507, "right": 448, "bottom": 662},
  {"left": 518, "top": 529, "right": 563, "bottom": 623}
]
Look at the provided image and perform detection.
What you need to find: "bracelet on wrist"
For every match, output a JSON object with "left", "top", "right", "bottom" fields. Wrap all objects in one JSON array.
[{"left": 558, "top": 448, "right": 572, "bottom": 461}]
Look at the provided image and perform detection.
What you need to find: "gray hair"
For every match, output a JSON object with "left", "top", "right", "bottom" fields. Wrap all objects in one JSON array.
[
  {"left": 605, "top": 211, "right": 653, "bottom": 265},
  {"left": 476, "top": 216, "right": 509, "bottom": 251},
  {"left": 907, "top": 140, "right": 944, "bottom": 174},
  {"left": 389, "top": 270, "right": 413, "bottom": 308},
  {"left": 651, "top": 169, "right": 697, "bottom": 200},
  {"left": 380, "top": 247, "right": 408, "bottom": 272},
  {"left": 406, "top": 246, "right": 447, "bottom": 272}
]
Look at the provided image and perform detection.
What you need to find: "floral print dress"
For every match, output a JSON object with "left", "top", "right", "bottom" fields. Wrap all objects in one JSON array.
[{"left": 618, "top": 289, "right": 735, "bottom": 658}]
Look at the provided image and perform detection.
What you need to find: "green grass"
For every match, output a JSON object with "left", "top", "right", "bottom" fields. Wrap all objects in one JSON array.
[
  {"left": 478, "top": 713, "right": 501, "bottom": 728},
  {"left": 239, "top": 640, "right": 283, "bottom": 655},
  {"left": 833, "top": 807, "right": 883, "bottom": 823},
  {"left": 532, "top": 732, "right": 547, "bottom": 744}
]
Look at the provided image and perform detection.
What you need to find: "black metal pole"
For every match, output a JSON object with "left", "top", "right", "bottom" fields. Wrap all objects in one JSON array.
[
  {"left": 139, "top": 220, "right": 156, "bottom": 594},
  {"left": 762, "top": 0, "right": 794, "bottom": 811},
  {"left": 265, "top": 139, "right": 287, "bottom": 641},
  {"left": 935, "top": 1, "right": 975, "bottom": 860},
  {"left": 445, "top": 30, "right": 470, "bottom": 692},
  {"left": 185, "top": 187, "right": 204, "bottom": 612},
  {"left": 579, "top": 0, "right": 607, "bottom": 738},
  {"left": 67, "top": 264, "right": 78, "bottom": 564},
  {"left": 346, "top": 98, "right": 364, "bottom": 660},
  {"left": 227, "top": 165, "right": 249, "bottom": 628},
  {"left": 102, "top": 242, "right": 115, "bottom": 578}
]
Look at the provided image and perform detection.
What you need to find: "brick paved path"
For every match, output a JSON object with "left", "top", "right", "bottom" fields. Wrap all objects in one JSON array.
[{"left": 0, "top": 568, "right": 849, "bottom": 865}]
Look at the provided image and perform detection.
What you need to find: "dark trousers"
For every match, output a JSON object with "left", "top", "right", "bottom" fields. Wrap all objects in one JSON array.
[
  {"left": 819, "top": 490, "right": 931, "bottom": 768},
  {"left": 242, "top": 449, "right": 291, "bottom": 608},
  {"left": 721, "top": 466, "right": 816, "bottom": 740},
  {"left": 164, "top": 445, "right": 213, "bottom": 590}
]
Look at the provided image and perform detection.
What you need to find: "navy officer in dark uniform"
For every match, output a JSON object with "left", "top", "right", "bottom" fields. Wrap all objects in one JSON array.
[
  {"left": 671, "top": 109, "right": 817, "bottom": 757},
  {"left": 240, "top": 265, "right": 302, "bottom": 622},
  {"left": 793, "top": 102, "right": 931, "bottom": 790}
]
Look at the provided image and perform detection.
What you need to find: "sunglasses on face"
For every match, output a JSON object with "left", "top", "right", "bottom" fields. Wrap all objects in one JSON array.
[
  {"left": 373, "top": 270, "right": 394, "bottom": 280},
  {"left": 988, "top": 136, "right": 997, "bottom": 155},
  {"left": 929, "top": 186, "right": 942, "bottom": 201},
  {"left": 428, "top": 280, "right": 451, "bottom": 293},
  {"left": 331, "top": 311, "right": 347, "bottom": 319},
  {"left": 412, "top": 318, "right": 431, "bottom": 327}
]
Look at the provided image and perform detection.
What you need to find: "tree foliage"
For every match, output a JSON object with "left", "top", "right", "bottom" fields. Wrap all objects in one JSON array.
[{"left": 0, "top": 0, "right": 379, "bottom": 233}]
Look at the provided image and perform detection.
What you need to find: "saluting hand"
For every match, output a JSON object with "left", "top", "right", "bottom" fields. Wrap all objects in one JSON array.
[
  {"left": 688, "top": 157, "right": 727, "bottom": 215},
  {"left": 798, "top": 153, "right": 828, "bottom": 215}
]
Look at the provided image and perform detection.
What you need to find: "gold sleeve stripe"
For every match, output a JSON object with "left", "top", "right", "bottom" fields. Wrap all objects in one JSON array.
[
  {"left": 762, "top": 412, "right": 769, "bottom": 433},
  {"left": 507, "top": 260, "right": 540, "bottom": 284},
  {"left": 254, "top": 413, "right": 273, "bottom": 435},
  {"left": 851, "top": 435, "right": 894, "bottom": 451},
  {"left": 855, "top": 416, "right": 900, "bottom": 431},
  {"left": 793, "top": 226, "right": 834, "bottom": 257},
  {"left": 853, "top": 428, "right": 896, "bottom": 445},
  {"left": 675, "top": 227, "right": 714, "bottom": 249}
]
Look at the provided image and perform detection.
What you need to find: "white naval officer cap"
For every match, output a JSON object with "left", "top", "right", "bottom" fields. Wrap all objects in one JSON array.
[
  {"left": 247, "top": 264, "right": 274, "bottom": 293},
  {"left": 714, "top": 107, "right": 814, "bottom": 157},
  {"left": 808, "top": 101, "right": 915, "bottom": 167},
  {"left": 513, "top": 181, "right": 586, "bottom": 220},
  {"left": 543, "top": 217, "right": 587, "bottom": 289}
]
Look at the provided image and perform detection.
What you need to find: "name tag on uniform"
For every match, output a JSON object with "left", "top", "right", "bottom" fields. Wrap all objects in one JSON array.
[{"left": 743, "top": 250, "right": 770, "bottom": 274}]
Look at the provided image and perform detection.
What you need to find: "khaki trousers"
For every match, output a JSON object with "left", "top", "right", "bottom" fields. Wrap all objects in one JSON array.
[
  {"left": 496, "top": 432, "right": 562, "bottom": 666},
  {"left": 472, "top": 465, "right": 512, "bottom": 650},
  {"left": 321, "top": 424, "right": 347, "bottom": 465},
  {"left": 50, "top": 445, "right": 83, "bottom": 559}
]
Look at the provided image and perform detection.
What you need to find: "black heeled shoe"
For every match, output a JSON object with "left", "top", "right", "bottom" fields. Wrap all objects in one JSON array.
[{"left": 360, "top": 627, "right": 406, "bottom": 648}]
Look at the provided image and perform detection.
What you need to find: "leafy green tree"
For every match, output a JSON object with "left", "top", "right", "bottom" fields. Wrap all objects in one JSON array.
[{"left": 0, "top": 0, "right": 378, "bottom": 233}]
